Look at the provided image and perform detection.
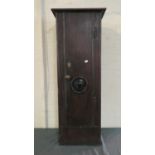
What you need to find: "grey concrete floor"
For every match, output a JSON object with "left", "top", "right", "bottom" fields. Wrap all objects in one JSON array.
[{"left": 34, "top": 128, "right": 121, "bottom": 155}]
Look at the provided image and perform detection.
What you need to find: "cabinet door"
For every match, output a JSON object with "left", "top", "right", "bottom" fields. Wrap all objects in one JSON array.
[{"left": 56, "top": 10, "right": 103, "bottom": 144}]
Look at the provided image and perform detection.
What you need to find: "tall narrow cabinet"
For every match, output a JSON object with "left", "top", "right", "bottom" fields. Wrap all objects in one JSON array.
[{"left": 51, "top": 8, "right": 106, "bottom": 145}]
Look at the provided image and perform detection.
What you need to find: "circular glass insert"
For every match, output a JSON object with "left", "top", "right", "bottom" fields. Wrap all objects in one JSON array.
[{"left": 71, "top": 77, "right": 87, "bottom": 94}]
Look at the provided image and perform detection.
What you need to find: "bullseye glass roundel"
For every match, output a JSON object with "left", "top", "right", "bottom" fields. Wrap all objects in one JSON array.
[{"left": 71, "top": 77, "right": 87, "bottom": 94}]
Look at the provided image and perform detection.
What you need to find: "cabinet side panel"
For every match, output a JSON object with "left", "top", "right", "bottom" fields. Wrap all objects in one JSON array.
[{"left": 56, "top": 12, "right": 67, "bottom": 137}]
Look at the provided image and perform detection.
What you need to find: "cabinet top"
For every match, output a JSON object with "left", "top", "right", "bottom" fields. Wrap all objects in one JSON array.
[{"left": 51, "top": 8, "right": 106, "bottom": 18}]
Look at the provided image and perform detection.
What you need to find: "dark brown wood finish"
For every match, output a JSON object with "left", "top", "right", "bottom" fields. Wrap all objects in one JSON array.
[{"left": 51, "top": 8, "right": 106, "bottom": 145}]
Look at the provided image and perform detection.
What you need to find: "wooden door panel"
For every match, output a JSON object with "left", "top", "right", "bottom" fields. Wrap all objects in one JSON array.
[{"left": 65, "top": 12, "right": 94, "bottom": 127}]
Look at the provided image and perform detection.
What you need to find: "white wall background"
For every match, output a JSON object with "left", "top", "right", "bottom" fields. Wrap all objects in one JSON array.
[{"left": 34, "top": 0, "right": 121, "bottom": 128}]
